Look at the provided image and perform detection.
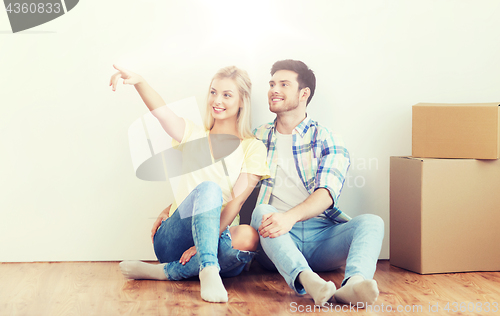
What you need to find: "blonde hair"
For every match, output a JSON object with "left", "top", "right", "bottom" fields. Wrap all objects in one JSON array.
[{"left": 203, "top": 66, "right": 253, "bottom": 139}]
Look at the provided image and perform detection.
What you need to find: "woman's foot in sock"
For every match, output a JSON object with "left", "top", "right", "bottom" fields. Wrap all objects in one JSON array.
[
  {"left": 333, "top": 275, "right": 379, "bottom": 306},
  {"left": 119, "top": 261, "right": 168, "bottom": 280},
  {"left": 299, "top": 270, "right": 337, "bottom": 306},
  {"left": 199, "top": 266, "right": 228, "bottom": 303}
]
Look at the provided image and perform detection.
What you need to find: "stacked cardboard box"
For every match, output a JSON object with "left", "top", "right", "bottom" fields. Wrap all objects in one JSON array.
[{"left": 390, "top": 103, "right": 500, "bottom": 274}]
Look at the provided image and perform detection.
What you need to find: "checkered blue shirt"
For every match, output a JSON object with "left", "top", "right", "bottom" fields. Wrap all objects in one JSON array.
[{"left": 253, "top": 116, "right": 351, "bottom": 222}]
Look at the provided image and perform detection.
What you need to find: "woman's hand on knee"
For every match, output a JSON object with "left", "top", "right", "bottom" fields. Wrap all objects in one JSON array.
[
  {"left": 179, "top": 246, "right": 197, "bottom": 265},
  {"left": 151, "top": 205, "right": 171, "bottom": 243}
]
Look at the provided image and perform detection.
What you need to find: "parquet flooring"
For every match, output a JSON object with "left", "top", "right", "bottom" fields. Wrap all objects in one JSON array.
[{"left": 1, "top": 260, "right": 499, "bottom": 315}]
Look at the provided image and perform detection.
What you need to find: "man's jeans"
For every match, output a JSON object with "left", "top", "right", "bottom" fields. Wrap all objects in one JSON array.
[
  {"left": 250, "top": 204, "right": 384, "bottom": 294},
  {"left": 153, "top": 181, "right": 255, "bottom": 280}
]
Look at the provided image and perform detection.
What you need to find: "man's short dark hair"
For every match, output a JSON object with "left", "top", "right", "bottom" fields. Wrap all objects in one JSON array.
[{"left": 271, "top": 59, "right": 316, "bottom": 105}]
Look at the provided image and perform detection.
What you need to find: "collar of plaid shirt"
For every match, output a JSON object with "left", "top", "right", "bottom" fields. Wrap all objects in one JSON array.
[{"left": 253, "top": 116, "right": 351, "bottom": 223}]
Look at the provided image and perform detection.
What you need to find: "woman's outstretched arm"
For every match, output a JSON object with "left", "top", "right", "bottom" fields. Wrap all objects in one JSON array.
[{"left": 110, "top": 64, "right": 185, "bottom": 143}]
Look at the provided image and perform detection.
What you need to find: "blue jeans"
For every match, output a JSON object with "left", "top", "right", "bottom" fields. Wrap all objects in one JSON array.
[
  {"left": 250, "top": 204, "right": 384, "bottom": 294},
  {"left": 153, "top": 181, "right": 255, "bottom": 280}
]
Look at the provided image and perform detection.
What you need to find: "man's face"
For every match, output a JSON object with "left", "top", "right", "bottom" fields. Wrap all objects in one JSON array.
[{"left": 268, "top": 70, "right": 301, "bottom": 114}]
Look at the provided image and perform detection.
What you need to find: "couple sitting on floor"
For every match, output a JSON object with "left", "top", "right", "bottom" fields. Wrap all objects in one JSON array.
[{"left": 110, "top": 59, "right": 384, "bottom": 305}]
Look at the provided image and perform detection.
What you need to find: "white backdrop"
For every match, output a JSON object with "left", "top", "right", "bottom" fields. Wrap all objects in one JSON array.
[{"left": 1, "top": 0, "right": 500, "bottom": 262}]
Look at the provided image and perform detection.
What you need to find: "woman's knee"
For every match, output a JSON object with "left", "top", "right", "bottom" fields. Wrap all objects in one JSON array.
[
  {"left": 229, "top": 225, "right": 259, "bottom": 251},
  {"left": 196, "top": 181, "right": 222, "bottom": 196},
  {"left": 195, "top": 181, "right": 222, "bottom": 205}
]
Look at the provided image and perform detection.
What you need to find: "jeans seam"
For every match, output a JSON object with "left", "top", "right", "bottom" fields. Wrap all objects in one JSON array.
[
  {"left": 191, "top": 186, "right": 218, "bottom": 271},
  {"left": 300, "top": 222, "right": 305, "bottom": 252},
  {"left": 192, "top": 188, "right": 199, "bottom": 264}
]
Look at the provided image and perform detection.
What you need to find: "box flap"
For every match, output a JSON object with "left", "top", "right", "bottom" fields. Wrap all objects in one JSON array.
[{"left": 414, "top": 102, "right": 500, "bottom": 107}]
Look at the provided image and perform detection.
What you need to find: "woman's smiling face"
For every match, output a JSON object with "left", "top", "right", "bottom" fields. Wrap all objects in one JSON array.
[{"left": 208, "top": 77, "right": 241, "bottom": 122}]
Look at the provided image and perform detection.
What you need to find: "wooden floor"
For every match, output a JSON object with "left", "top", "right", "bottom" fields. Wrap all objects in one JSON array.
[{"left": 1, "top": 260, "right": 499, "bottom": 316}]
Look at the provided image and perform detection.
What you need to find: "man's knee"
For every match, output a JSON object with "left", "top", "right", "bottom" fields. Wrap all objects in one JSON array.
[
  {"left": 250, "top": 204, "right": 278, "bottom": 229},
  {"left": 230, "top": 225, "right": 259, "bottom": 251},
  {"left": 354, "top": 214, "right": 384, "bottom": 233}
]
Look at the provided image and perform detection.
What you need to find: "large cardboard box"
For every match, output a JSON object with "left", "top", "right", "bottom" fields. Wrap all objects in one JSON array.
[
  {"left": 390, "top": 156, "right": 500, "bottom": 274},
  {"left": 412, "top": 103, "right": 500, "bottom": 159}
]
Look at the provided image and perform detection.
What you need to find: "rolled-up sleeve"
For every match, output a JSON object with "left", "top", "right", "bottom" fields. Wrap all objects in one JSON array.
[{"left": 314, "top": 130, "right": 350, "bottom": 206}]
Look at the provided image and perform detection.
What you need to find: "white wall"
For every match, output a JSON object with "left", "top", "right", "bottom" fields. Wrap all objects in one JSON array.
[{"left": 1, "top": 0, "right": 500, "bottom": 262}]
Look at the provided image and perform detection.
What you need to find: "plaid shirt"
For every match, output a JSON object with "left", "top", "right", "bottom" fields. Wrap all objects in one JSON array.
[{"left": 253, "top": 116, "right": 351, "bottom": 223}]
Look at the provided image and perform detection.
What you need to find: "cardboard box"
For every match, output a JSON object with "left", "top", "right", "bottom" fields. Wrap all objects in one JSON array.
[
  {"left": 390, "top": 156, "right": 500, "bottom": 274},
  {"left": 412, "top": 103, "right": 500, "bottom": 159}
]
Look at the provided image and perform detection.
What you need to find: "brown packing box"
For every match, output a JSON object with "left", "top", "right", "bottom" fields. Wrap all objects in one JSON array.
[
  {"left": 390, "top": 156, "right": 500, "bottom": 274},
  {"left": 412, "top": 103, "right": 500, "bottom": 159}
]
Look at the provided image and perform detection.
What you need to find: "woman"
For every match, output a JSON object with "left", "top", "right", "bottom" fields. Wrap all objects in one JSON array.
[{"left": 109, "top": 65, "right": 269, "bottom": 303}]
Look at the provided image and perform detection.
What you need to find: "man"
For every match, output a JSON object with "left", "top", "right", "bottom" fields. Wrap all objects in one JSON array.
[{"left": 250, "top": 60, "right": 384, "bottom": 306}]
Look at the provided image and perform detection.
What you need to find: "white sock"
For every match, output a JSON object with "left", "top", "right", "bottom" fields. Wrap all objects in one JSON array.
[
  {"left": 199, "top": 266, "right": 228, "bottom": 303},
  {"left": 298, "top": 270, "right": 337, "bottom": 306},
  {"left": 119, "top": 261, "right": 168, "bottom": 280},
  {"left": 334, "top": 275, "right": 379, "bottom": 306}
]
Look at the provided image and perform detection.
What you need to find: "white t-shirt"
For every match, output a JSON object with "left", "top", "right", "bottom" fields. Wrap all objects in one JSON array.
[{"left": 269, "top": 130, "right": 311, "bottom": 213}]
